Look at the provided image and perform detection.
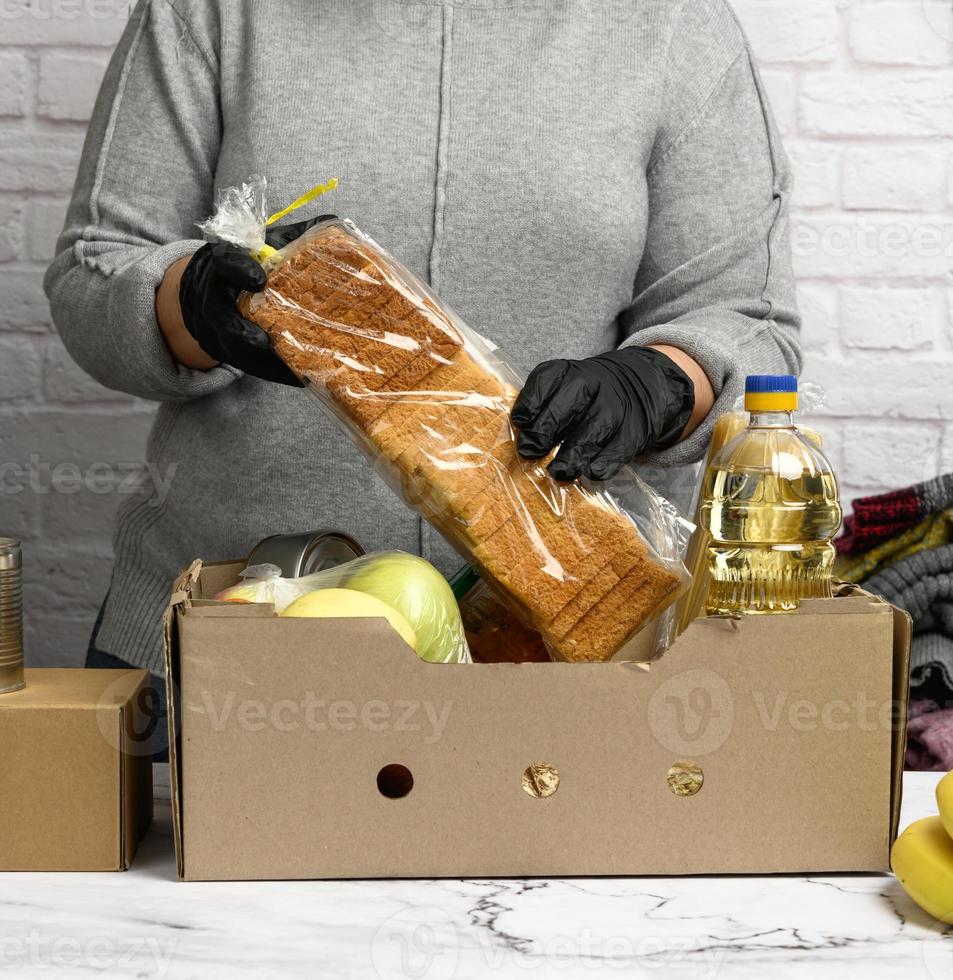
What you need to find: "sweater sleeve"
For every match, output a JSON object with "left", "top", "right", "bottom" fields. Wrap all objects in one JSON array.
[
  {"left": 620, "top": 0, "right": 802, "bottom": 466},
  {"left": 44, "top": 0, "right": 238, "bottom": 402}
]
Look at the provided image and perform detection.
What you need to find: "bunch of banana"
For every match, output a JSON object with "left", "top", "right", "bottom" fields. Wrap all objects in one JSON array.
[{"left": 892, "top": 771, "right": 953, "bottom": 922}]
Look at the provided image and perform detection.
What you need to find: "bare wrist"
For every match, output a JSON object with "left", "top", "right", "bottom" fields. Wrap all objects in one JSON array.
[
  {"left": 156, "top": 255, "right": 218, "bottom": 370},
  {"left": 647, "top": 344, "right": 715, "bottom": 440}
]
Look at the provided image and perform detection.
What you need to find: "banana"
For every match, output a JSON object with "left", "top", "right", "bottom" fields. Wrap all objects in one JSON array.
[
  {"left": 892, "top": 816, "right": 953, "bottom": 923},
  {"left": 936, "top": 771, "right": 953, "bottom": 840}
]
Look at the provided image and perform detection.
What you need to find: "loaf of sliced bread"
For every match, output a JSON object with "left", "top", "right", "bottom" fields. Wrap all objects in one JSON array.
[{"left": 243, "top": 223, "right": 681, "bottom": 661}]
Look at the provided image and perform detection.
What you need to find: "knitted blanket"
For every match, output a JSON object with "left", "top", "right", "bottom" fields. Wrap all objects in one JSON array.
[
  {"left": 835, "top": 510, "right": 953, "bottom": 583},
  {"left": 837, "top": 473, "right": 953, "bottom": 556},
  {"left": 908, "top": 699, "right": 953, "bottom": 771},
  {"left": 863, "top": 545, "right": 953, "bottom": 691}
]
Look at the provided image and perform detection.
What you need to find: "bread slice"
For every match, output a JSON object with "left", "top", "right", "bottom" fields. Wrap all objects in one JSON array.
[
  {"left": 367, "top": 402, "right": 455, "bottom": 463},
  {"left": 331, "top": 354, "right": 452, "bottom": 427},
  {"left": 473, "top": 505, "right": 636, "bottom": 625},
  {"left": 545, "top": 563, "right": 621, "bottom": 639},
  {"left": 545, "top": 547, "right": 645, "bottom": 641},
  {"left": 469, "top": 490, "right": 608, "bottom": 621},
  {"left": 248, "top": 227, "right": 465, "bottom": 409},
  {"left": 467, "top": 471, "right": 655, "bottom": 630},
  {"left": 548, "top": 554, "right": 682, "bottom": 663},
  {"left": 528, "top": 508, "right": 647, "bottom": 637},
  {"left": 390, "top": 384, "right": 512, "bottom": 508},
  {"left": 450, "top": 485, "right": 515, "bottom": 546}
]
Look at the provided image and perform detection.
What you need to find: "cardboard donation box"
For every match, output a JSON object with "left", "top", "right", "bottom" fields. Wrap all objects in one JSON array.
[
  {"left": 165, "top": 561, "right": 910, "bottom": 881},
  {"left": 0, "top": 669, "right": 153, "bottom": 871}
]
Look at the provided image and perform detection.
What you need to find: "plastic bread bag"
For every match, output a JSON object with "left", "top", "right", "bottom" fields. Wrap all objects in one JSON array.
[
  {"left": 215, "top": 552, "right": 471, "bottom": 664},
  {"left": 200, "top": 177, "right": 693, "bottom": 664}
]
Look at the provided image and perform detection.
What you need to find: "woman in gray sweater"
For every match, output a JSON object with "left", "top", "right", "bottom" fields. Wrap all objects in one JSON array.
[{"left": 46, "top": 0, "right": 801, "bottom": 685}]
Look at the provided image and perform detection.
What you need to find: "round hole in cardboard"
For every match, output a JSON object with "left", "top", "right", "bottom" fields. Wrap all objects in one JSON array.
[
  {"left": 667, "top": 761, "right": 704, "bottom": 797},
  {"left": 377, "top": 764, "right": 414, "bottom": 799},
  {"left": 522, "top": 763, "right": 559, "bottom": 798}
]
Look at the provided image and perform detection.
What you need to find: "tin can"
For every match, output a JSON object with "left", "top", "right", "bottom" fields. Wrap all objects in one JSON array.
[
  {"left": 0, "top": 538, "right": 25, "bottom": 695},
  {"left": 247, "top": 530, "right": 365, "bottom": 579}
]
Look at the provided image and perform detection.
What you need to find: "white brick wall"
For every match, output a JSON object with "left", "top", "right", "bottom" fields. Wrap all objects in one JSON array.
[{"left": 0, "top": 0, "right": 951, "bottom": 666}]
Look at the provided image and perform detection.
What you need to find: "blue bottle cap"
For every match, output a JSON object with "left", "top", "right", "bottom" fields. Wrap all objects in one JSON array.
[{"left": 745, "top": 375, "right": 798, "bottom": 394}]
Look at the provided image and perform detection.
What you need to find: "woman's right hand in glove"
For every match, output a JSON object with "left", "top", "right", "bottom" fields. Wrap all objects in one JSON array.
[{"left": 156, "top": 217, "right": 329, "bottom": 386}]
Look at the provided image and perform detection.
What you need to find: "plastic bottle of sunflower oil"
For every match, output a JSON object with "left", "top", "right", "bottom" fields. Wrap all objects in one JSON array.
[{"left": 700, "top": 376, "right": 842, "bottom": 615}]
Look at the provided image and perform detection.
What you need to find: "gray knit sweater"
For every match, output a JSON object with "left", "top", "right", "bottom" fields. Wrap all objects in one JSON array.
[{"left": 45, "top": 0, "right": 801, "bottom": 675}]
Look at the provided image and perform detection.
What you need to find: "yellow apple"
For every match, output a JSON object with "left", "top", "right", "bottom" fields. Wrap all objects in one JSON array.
[
  {"left": 937, "top": 771, "right": 953, "bottom": 840},
  {"left": 280, "top": 588, "right": 417, "bottom": 651},
  {"left": 892, "top": 816, "right": 953, "bottom": 923}
]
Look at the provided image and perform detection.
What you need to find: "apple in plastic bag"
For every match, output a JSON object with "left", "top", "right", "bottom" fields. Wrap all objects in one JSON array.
[{"left": 343, "top": 553, "right": 468, "bottom": 664}]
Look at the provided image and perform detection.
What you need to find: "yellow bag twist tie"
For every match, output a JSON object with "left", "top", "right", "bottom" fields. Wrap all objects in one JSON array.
[{"left": 252, "top": 178, "right": 339, "bottom": 264}]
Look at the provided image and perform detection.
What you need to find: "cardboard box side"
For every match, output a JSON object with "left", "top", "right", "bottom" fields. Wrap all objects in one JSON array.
[
  {"left": 165, "top": 616, "right": 184, "bottom": 880},
  {"left": 654, "top": 603, "right": 897, "bottom": 873},
  {"left": 193, "top": 560, "right": 246, "bottom": 599},
  {"left": 121, "top": 671, "right": 154, "bottom": 870},
  {"left": 175, "top": 598, "right": 899, "bottom": 879},
  {"left": 890, "top": 604, "right": 913, "bottom": 845},
  {"left": 164, "top": 563, "right": 201, "bottom": 881},
  {"left": 833, "top": 581, "right": 911, "bottom": 848},
  {"left": 0, "top": 705, "right": 122, "bottom": 871}
]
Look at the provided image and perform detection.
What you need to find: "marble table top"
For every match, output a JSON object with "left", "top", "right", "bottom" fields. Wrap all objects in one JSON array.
[{"left": 0, "top": 770, "right": 950, "bottom": 979}]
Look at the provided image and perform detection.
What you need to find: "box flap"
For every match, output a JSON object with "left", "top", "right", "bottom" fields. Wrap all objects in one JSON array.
[
  {"left": 164, "top": 561, "right": 204, "bottom": 880},
  {"left": 889, "top": 604, "right": 913, "bottom": 844},
  {"left": 189, "top": 603, "right": 277, "bottom": 618},
  {"left": 191, "top": 560, "right": 247, "bottom": 599},
  {"left": 162, "top": 558, "right": 247, "bottom": 877}
]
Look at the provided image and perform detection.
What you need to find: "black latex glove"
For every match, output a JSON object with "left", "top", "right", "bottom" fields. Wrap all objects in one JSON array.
[
  {"left": 179, "top": 216, "right": 336, "bottom": 386},
  {"left": 511, "top": 347, "right": 695, "bottom": 482}
]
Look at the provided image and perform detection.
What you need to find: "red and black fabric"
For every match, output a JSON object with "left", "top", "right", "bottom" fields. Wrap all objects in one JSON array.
[{"left": 836, "top": 473, "right": 953, "bottom": 556}]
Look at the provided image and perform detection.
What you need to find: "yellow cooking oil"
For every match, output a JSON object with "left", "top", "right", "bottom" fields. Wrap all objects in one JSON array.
[{"left": 700, "top": 376, "right": 842, "bottom": 616}]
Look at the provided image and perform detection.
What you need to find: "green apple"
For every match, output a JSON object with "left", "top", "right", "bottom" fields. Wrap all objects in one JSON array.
[{"left": 343, "top": 553, "right": 467, "bottom": 663}]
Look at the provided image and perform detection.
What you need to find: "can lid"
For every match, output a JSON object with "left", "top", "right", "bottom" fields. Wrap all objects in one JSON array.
[
  {"left": 744, "top": 375, "right": 798, "bottom": 412},
  {"left": 0, "top": 539, "right": 21, "bottom": 571},
  {"left": 246, "top": 530, "right": 364, "bottom": 578}
]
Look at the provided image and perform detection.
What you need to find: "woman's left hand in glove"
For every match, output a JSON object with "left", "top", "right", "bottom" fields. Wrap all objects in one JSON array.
[
  {"left": 157, "top": 217, "right": 333, "bottom": 379},
  {"left": 511, "top": 346, "right": 696, "bottom": 482}
]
